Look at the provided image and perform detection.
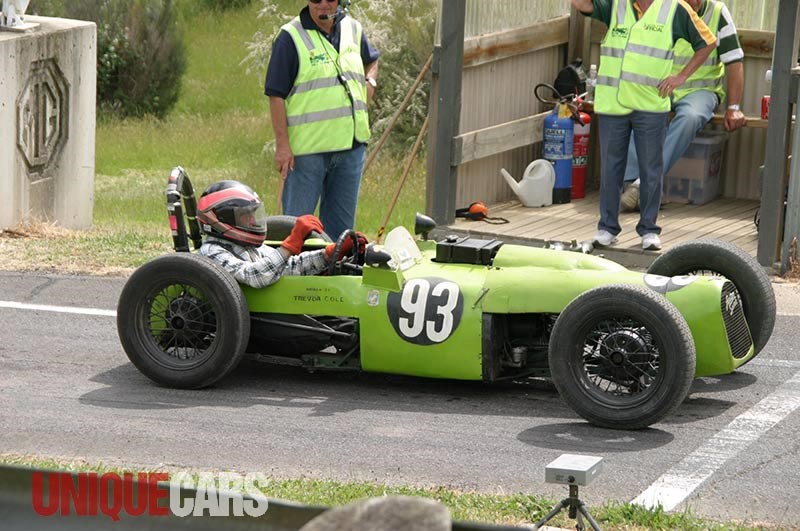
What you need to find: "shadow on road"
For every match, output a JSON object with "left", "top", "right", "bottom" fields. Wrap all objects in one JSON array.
[
  {"left": 517, "top": 422, "right": 674, "bottom": 452},
  {"left": 81, "top": 357, "right": 743, "bottom": 436},
  {"left": 689, "top": 371, "right": 759, "bottom": 394},
  {"left": 513, "top": 372, "right": 753, "bottom": 449},
  {"left": 79, "top": 358, "right": 581, "bottom": 421}
]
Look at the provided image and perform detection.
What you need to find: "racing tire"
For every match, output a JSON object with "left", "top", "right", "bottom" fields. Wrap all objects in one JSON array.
[
  {"left": 549, "top": 284, "right": 696, "bottom": 430},
  {"left": 647, "top": 239, "right": 775, "bottom": 359},
  {"left": 265, "top": 215, "right": 333, "bottom": 242},
  {"left": 117, "top": 253, "right": 250, "bottom": 389}
]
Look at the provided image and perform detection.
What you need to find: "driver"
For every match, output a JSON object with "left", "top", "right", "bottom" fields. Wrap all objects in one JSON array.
[{"left": 197, "top": 180, "right": 364, "bottom": 288}]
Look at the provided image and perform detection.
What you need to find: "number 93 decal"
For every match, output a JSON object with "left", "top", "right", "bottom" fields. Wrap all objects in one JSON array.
[{"left": 387, "top": 277, "right": 464, "bottom": 345}]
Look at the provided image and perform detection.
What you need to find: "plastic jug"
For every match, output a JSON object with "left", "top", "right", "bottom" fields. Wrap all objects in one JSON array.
[{"left": 500, "top": 160, "right": 555, "bottom": 207}]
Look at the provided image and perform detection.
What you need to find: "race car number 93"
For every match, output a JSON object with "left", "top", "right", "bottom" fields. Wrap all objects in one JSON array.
[{"left": 387, "top": 277, "right": 464, "bottom": 345}]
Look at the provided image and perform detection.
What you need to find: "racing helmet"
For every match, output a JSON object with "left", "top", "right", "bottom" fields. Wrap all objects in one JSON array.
[{"left": 197, "top": 180, "right": 267, "bottom": 246}]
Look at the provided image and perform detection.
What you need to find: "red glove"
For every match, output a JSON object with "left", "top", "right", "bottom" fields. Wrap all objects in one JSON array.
[
  {"left": 325, "top": 231, "right": 368, "bottom": 260},
  {"left": 281, "top": 215, "right": 324, "bottom": 255}
]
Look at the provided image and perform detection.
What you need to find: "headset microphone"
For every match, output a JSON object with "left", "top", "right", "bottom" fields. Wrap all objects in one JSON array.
[{"left": 319, "top": 7, "right": 342, "bottom": 20}]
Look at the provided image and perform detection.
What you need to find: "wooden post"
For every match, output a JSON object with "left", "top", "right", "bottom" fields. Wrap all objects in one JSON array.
[
  {"left": 426, "top": 0, "right": 466, "bottom": 225},
  {"left": 782, "top": 77, "right": 800, "bottom": 273},
  {"left": 758, "top": 0, "right": 800, "bottom": 267}
]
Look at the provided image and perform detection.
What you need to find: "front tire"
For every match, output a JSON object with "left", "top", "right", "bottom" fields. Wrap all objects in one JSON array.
[
  {"left": 117, "top": 254, "right": 250, "bottom": 388},
  {"left": 549, "top": 284, "right": 696, "bottom": 430},
  {"left": 647, "top": 239, "right": 775, "bottom": 359}
]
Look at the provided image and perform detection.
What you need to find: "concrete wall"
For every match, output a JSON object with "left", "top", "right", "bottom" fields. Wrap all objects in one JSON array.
[{"left": 0, "top": 16, "right": 96, "bottom": 230}]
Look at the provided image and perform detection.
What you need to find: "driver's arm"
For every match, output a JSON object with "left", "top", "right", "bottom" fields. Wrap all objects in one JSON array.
[{"left": 200, "top": 241, "right": 328, "bottom": 288}]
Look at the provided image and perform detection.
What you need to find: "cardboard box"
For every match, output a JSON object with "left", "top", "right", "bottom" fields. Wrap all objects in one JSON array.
[{"left": 664, "top": 131, "right": 727, "bottom": 205}]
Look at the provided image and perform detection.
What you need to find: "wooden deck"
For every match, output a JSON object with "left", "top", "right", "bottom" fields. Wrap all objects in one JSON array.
[{"left": 444, "top": 192, "right": 760, "bottom": 269}]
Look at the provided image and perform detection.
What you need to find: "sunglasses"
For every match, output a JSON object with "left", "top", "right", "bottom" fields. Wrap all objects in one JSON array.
[{"left": 309, "top": 0, "right": 337, "bottom": 3}]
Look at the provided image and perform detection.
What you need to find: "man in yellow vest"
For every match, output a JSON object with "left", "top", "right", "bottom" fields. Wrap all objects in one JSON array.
[
  {"left": 620, "top": 0, "right": 746, "bottom": 212},
  {"left": 572, "top": 0, "right": 716, "bottom": 250},
  {"left": 266, "top": 0, "right": 379, "bottom": 240}
]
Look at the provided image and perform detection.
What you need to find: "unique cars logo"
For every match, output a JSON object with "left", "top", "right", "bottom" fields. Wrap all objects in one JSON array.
[{"left": 31, "top": 471, "right": 269, "bottom": 520}]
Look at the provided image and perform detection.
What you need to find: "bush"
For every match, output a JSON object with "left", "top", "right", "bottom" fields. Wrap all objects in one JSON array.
[
  {"left": 29, "top": 0, "right": 186, "bottom": 119},
  {"left": 353, "top": 0, "right": 435, "bottom": 153}
]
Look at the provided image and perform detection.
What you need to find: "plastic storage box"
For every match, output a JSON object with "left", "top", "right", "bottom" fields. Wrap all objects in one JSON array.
[{"left": 663, "top": 131, "right": 727, "bottom": 205}]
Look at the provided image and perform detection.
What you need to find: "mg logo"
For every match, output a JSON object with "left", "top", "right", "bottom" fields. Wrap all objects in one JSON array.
[
  {"left": 725, "top": 290, "right": 740, "bottom": 317},
  {"left": 16, "top": 58, "right": 69, "bottom": 176}
]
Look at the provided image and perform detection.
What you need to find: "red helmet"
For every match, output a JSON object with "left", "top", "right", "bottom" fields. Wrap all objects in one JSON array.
[{"left": 197, "top": 180, "right": 267, "bottom": 246}]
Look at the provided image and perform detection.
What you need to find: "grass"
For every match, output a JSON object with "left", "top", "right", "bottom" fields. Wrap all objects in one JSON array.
[
  {"left": 0, "top": 454, "right": 783, "bottom": 530},
  {"left": 0, "top": 1, "right": 426, "bottom": 275}
]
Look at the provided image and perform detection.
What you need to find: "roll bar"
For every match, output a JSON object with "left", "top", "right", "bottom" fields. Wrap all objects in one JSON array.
[{"left": 166, "top": 166, "right": 203, "bottom": 252}]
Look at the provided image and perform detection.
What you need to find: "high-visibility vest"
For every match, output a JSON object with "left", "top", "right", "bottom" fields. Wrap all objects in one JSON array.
[
  {"left": 617, "top": 0, "right": 679, "bottom": 112},
  {"left": 595, "top": 0, "right": 677, "bottom": 115},
  {"left": 671, "top": 0, "right": 724, "bottom": 102},
  {"left": 282, "top": 16, "right": 371, "bottom": 155}
]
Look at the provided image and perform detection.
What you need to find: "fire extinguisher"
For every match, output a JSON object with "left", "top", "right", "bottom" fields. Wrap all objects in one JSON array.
[
  {"left": 544, "top": 102, "right": 574, "bottom": 204},
  {"left": 571, "top": 111, "right": 591, "bottom": 200}
]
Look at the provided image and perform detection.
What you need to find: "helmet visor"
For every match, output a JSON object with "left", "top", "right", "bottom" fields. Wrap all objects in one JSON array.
[{"left": 232, "top": 203, "right": 267, "bottom": 233}]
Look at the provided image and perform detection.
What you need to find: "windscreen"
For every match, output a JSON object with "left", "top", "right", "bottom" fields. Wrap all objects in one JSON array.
[{"left": 382, "top": 227, "right": 423, "bottom": 271}]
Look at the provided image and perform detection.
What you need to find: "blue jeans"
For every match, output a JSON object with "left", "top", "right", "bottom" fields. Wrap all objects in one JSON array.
[
  {"left": 624, "top": 90, "right": 718, "bottom": 182},
  {"left": 282, "top": 144, "right": 366, "bottom": 240},
  {"left": 598, "top": 111, "right": 669, "bottom": 237}
]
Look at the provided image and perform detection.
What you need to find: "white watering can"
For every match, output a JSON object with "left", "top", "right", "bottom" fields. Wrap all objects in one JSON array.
[{"left": 500, "top": 160, "right": 555, "bottom": 208}]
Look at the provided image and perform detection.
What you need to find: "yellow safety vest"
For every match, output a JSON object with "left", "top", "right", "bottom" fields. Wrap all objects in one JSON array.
[
  {"left": 282, "top": 16, "right": 371, "bottom": 155},
  {"left": 595, "top": 0, "right": 678, "bottom": 115},
  {"left": 617, "top": 0, "right": 679, "bottom": 112},
  {"left": 671, "top": 0, "right": 724, "bottom": 102}
]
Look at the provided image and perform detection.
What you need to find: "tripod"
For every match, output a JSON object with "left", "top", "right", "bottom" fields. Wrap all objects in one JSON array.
[{"left": 533, "top": 484, "right": 602, "bottom": 531}]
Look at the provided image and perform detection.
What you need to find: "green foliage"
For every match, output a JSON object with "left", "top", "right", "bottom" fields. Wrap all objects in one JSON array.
[
  {"left": 113, "top": 0, "right": 186, "bottom": 118},
  {"left": 353, "top": 0, "right": 435, "bottom": 154},
  {"left": 29, "top": 0, "right": 186, "bottom": 119},
  {"left": 200, "top": 0, "right": 253, "bottom": 10}
]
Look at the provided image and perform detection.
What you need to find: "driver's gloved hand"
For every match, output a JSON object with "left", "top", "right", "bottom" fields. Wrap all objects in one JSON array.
[
  {"left": 282, "top": 215, "right": 324, "bottom": 255},
  {"left": 325, "top": 231, "right": 368, "bottom": 260}
]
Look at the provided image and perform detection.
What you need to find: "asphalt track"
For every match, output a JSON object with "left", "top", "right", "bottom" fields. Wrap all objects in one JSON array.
[{"left": 1, "top": 271, "right": 799, "bottom": 528}]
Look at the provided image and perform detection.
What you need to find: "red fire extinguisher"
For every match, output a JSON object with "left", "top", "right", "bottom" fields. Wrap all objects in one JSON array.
[{"left": 571, "top": 111, "right": 591, "bottom": 200}]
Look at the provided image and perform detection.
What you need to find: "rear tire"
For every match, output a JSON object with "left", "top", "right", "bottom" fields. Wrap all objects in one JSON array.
[
  {"left": 647, "top": 239, "right": 775, "bottom": 359},
  {"left": 549, "top": 284, "right": 696, "bottom": 430},
  {"left": 117, "top": 254, "right": 250, "bottom": 388}
]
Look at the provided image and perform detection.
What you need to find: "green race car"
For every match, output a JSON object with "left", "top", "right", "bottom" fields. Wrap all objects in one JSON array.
[{"left": 116, "top": 168, "right": 776, "bottom": 430}]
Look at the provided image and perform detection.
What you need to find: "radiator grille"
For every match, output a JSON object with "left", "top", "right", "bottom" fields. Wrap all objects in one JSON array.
[{"left": 721, "top": 282, "right": 753, "bottom": 359}]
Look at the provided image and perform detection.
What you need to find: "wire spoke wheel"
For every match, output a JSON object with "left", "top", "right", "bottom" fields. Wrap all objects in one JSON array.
[
  {"left": 549, "top": 284, "right": 695, "bottom": 430},
  {"left": 117, "top": 254, "right": 250, "bottom": 389},
  {"left": 145, "top": 282, "right": 218, "bottom": 369},
  {"left": 581, "top": 317, "right": 660, "bottom": 405}
]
